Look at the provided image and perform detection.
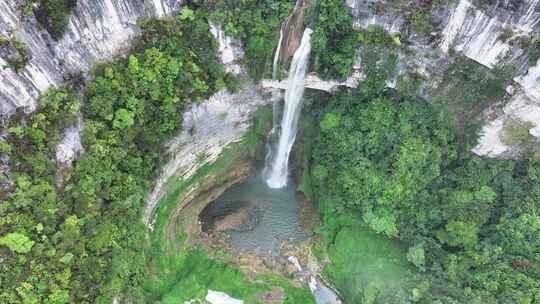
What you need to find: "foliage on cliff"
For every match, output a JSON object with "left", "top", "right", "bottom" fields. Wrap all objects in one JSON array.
[
  {"left": 434, "top": 56, "right": 515, "bottom": 153},
  {"left": 190, "top": 0, "right": 295, "bottom": 79},
  {"left": 308, "top": 45, "right": 540, "bottom": 303},
  {"left": 0, "top": 10, "right": 227, "bottom": 303},
  {"left": 0, "top": 37, "right": 31, "bottom": 72},
  {"left": 33, "top": 0, "right": 77, "bottom": 40},
  {"left": 308, "top": 0, "right": 357, "bottom": 80}
]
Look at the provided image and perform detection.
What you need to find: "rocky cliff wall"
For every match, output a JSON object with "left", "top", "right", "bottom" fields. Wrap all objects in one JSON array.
[
  {"left": 143, "top": 86, "right": 274, "bottom": 227},
  {"left": 0, "top": 0, "right": 181, "bottom": 119},
  {"left": 1, "top": 0, "right": 539, "bottom": 157},
  {"left": 348, "top": 0, "right": 540, "bottom": 156}
]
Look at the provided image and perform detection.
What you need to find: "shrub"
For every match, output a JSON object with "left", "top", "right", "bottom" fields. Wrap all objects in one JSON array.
[
  {"left": 0, "top": 233, "right": 35, "bottom": 254},
  {"left": 34, "top": 0, "right": 77, "bottom": 40},
  {"left": 2, "top": 37, "right": 30, "bottom": 72},
  {"left": 309, "top": 0, "right": 357, "bottom": 80},
  {"left": 498, "top": 25, "right": 514, "bottom": 42},
  {"left": 408, "top": 9, "right": 435, "bottom": 35}
]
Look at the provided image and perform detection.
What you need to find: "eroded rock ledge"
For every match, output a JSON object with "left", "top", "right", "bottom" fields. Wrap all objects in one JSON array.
[
  {"left": 261, "top": 71, "right": 362, "bottom": 93},
  {"left": 164, "top": 151, "right": 255, "bottom": 252},
  {"left": 143, "top": 85, "right": 274, "bottom": 228}
]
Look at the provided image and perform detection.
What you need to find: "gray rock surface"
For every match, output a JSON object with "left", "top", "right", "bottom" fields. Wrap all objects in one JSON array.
[
  {"left": 347, "top": 0, "right": 540, "bottom": 156},
  {"left": 143, "top": 86, "right": 274, "bottom": 227},
  {"left": 0, "top": 0, "right": 181, "bottom": 119}
]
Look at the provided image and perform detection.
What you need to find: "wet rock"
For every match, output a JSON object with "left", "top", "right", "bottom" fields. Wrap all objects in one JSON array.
[
  {"left": 212, "top": 202, "right": 260, "bottom": 233},
  {"left": 278, "top": 0, "right": 310, "bottom": 65},
  {"left": 209, "top": 22, "right": 244, "bottom": 75}
]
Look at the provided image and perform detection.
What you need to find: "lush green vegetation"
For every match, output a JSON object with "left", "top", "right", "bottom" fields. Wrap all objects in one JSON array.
[
  {"left": 317, "top": 197, "right": 412, "bottom": 303},
  {"left": 308, "top": 0, "right": 357, "bottom": 80},
  {"left": 191, "top": 0, "right": 295, "bottom": 79},
  {"left": 305, "top": 44, "right": 540, "bottom": 303},
  {"left": 34, "top": 0, "right": 77, "bottom": 40},
  {"left": 502, "top": 119, "right": 536, "bottom": 146},
  {"left": 525, "top": 36, "right": 540, "bottom": 67},
  {"left": 145, "top": 247, "right": 314, "bottom": 303},
  {"left": 0, "top": 10, "right": 230, "bottom": 303},
  {"left": 434, "top": 56, "right": 515, "bottom": 154},
  {"left": 3, "top": 0, "right": 540, "bottom": 303}
]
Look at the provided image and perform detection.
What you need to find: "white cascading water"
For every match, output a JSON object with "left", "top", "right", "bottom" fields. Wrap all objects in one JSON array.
[
  {"left": 270, "top": 21, "right": 287, "bottom": 128},
  {"left": 272, "top": 23, "right": 286, "bottom": 80},
  {"left": 264, "top": 28, "right": 312, "bottom": 189},
  {"left": 264, "top": 0, "right": 304, "bottom": 173},
  {"left": 264, "top": 18, "right": 289, "bottom": 173}
]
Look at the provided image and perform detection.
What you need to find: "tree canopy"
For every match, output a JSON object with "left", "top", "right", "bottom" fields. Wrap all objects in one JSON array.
[{"left": 308, "top": 44, "right": 540, "bottom": 303}]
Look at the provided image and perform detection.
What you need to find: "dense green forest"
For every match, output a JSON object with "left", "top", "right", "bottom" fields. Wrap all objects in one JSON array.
[
  {"left": 0, "top": 9, "right": 232, "bottom": 303},
  {"left": 305, "top": 37, "right": 540, "bottom": 303},
  {"left": 2, "top": 0, "right": 539, "bottom": 303}
]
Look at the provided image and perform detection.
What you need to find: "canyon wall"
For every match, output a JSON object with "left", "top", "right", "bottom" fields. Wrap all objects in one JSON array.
[
  {"left": 0, "top": 0, "right": 181, "bottom": 119},
  {"left": 348, "top": 0, "right": 540, "bottom": 156},
  {"left": 1, "top": 0, "right": 539, "bottom": 158},
  {"left": 143, "top": 86, "right": 273, "bottom": 227}
]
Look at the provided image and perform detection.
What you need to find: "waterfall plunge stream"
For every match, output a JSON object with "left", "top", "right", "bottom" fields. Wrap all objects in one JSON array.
[
  {"left": 263, "top": 18, "right": 288, "bottom": 169},
  {"left": 264, "top": 28, "right": 313, "bottom": 189},
  {"left": 202, "top": 25, "right": 341, "bottom": 303}
]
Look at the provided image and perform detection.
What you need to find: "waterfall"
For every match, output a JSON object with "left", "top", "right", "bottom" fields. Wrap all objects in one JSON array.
[
  {"left": 272, "top": 23, "right": 286, "bottom": 80},
  {"left": 264, "top": 28, "right": 312, "bottom": 189},
  {"left": 270, "top": 21, "right": 287, "bottom": 128},
  {"left": 268, "top": 0, "right": 303, "bottom": 132},
  {"left": 263, "top": 17, "right": 288, "bottom": 179}
]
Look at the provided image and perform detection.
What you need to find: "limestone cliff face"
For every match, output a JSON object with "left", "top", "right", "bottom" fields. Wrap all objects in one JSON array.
[
  {"left": 439, "top": 0, "right": 540, "bottom": 156},
  {"left": 1, "top": 0, "right": 539, "bottom": 157},
  {"left": 143, "top": 86, "right": 273, "bottom": 227},
  {"left": 348, "top": 0, "right": 540, "bottom": 156},
  {"left": 0, "top": 0, "right": 181, "bottom": 119}
]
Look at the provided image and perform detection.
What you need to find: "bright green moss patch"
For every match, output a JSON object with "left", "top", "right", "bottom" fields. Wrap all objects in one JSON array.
[
  {"left": 145, "top": 248, "right": 315, "bottom": 303},
  {"left": 145, "top": 249, "right": 263, "bottom": 303},
  {"left": 325, "top": 224, "right": 411, "bottom": 303}
]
